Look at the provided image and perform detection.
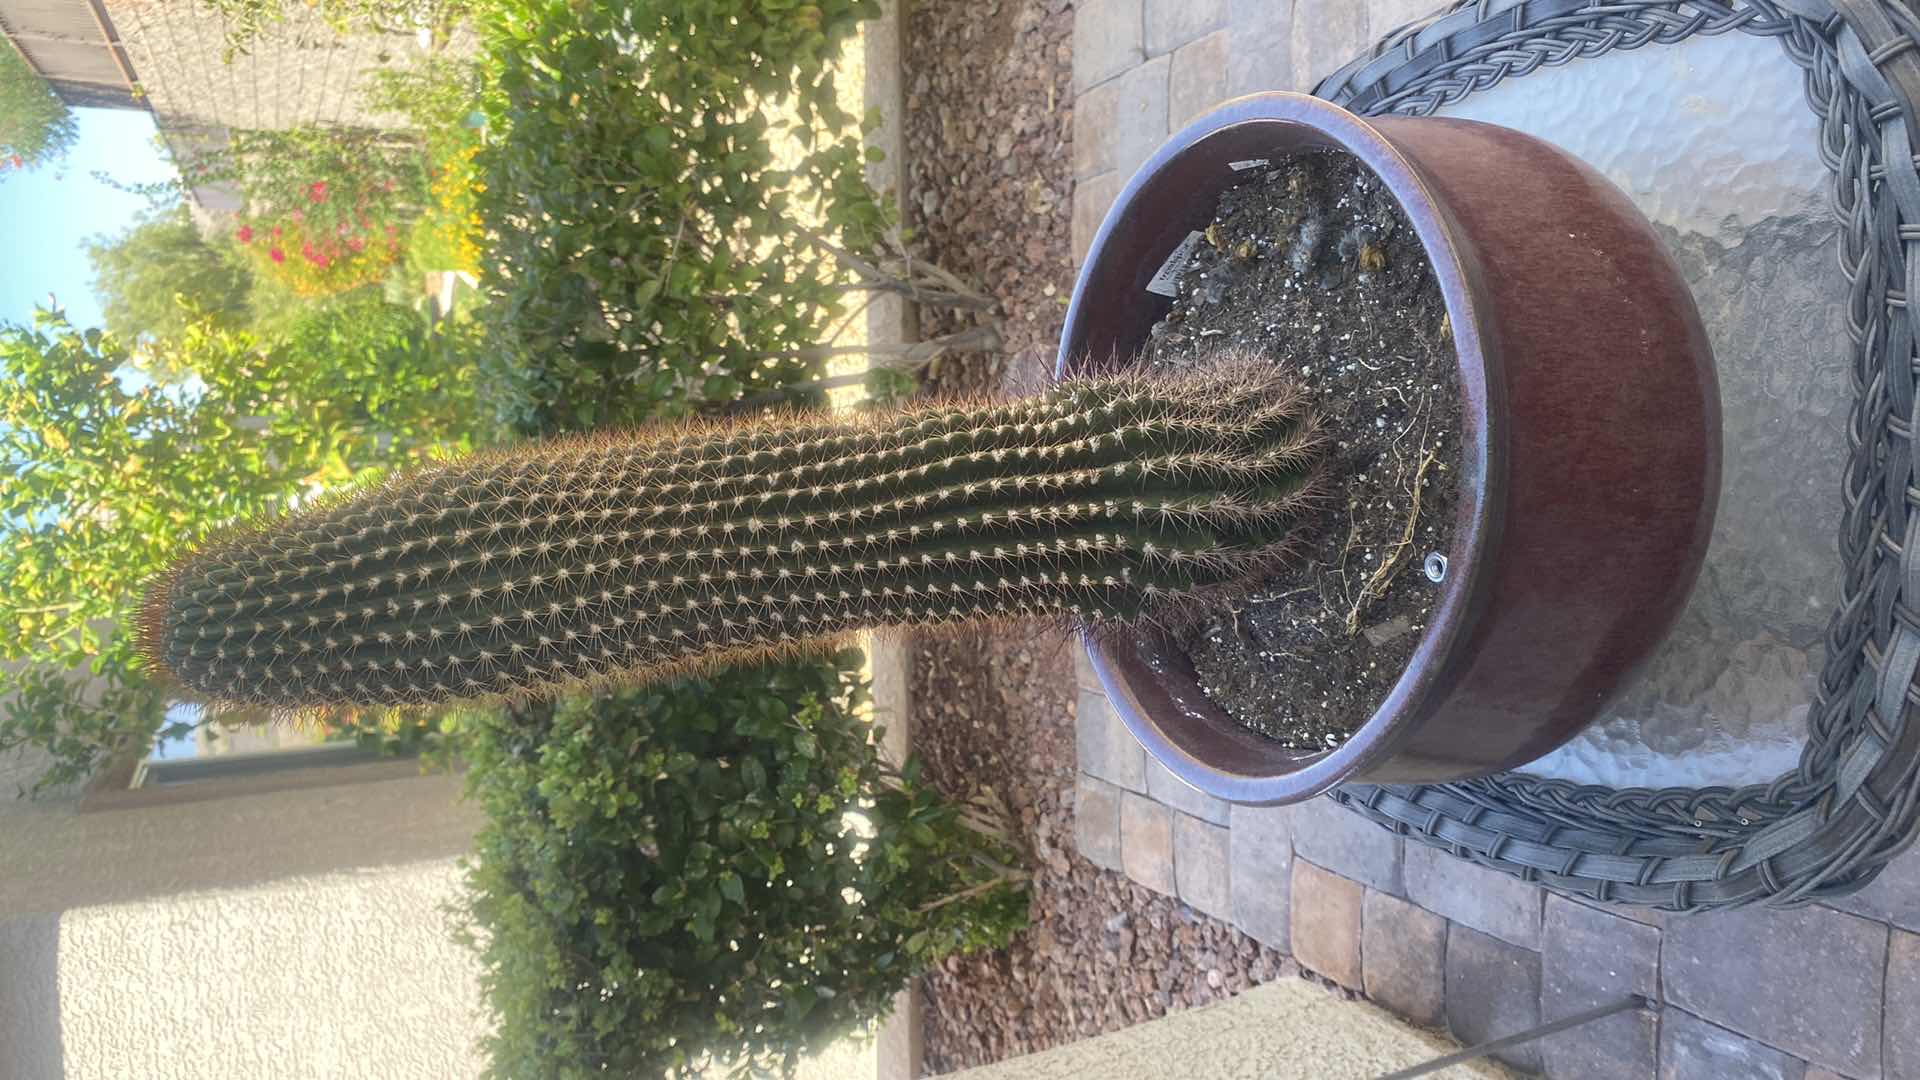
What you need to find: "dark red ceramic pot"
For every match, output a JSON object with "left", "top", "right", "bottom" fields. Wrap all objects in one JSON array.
[{"left": 1058, "top": 92, "right": 1719, "bottom": 805}]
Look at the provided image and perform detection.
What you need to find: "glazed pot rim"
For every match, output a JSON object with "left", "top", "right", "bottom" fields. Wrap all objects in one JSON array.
[{"left": 1056, "top": 91, "right": 1504, "bottom": 804}]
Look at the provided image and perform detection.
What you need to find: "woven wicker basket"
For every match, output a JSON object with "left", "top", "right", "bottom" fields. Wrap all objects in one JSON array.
[{"left": 1313, "top": 0, "right": 1920, "bottom": 912}]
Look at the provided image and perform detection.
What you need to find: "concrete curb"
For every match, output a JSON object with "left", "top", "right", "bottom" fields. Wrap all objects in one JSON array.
[{"left": 861, "top": 3, "right": 924, "bottom": 1078}]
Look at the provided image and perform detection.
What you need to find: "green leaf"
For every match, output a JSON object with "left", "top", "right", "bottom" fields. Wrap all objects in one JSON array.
[{"left": 741, "top": 757, "right": 768, "bottom": 790}]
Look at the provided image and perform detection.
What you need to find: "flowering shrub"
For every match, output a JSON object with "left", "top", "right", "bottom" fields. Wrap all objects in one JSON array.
[
  {"left": 235, "top": 217, "right": 399, "bottom": 297},
  {"left": 187, "top": 126, "right": 426, "bottom": 298},
  {"left": 408, "top": 139, "right": 484, "bottom": 272}
]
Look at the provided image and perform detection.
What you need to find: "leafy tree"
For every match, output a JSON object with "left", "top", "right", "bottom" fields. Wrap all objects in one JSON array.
[
  {"left": 87, "top": 204, "right": 256, "bottom": 347},
  {"left": 0, "top": 306, "right": 491, "bottom": 793},
  {"left": 0, "top": 47, "right": 78, "bottom": 172}
]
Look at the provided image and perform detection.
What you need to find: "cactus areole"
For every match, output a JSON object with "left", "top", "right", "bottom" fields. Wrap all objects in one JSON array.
[{"left": 140, "top": 362, "right": 1322, "bottom": 710}]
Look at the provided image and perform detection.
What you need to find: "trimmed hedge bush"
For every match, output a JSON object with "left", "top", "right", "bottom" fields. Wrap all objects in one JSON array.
[
  {"left": 472, "top": 0, "right": 888, "bottom": 434},
  {"left": 456, "top": 653, "right": 1027, "bottom": 1079},
  {"left": 446, "top": 10, "right": 1027, "bottom": 1077}
]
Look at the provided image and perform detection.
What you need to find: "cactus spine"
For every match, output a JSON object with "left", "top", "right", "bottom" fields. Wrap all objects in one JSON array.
[{"left": 141, "top": 360, "right": 1319, "bottom": 708}]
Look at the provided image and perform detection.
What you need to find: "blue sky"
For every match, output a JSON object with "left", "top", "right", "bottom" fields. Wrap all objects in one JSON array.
[{"left": 0, "top": 108, "right": 181, "bottom": 330}]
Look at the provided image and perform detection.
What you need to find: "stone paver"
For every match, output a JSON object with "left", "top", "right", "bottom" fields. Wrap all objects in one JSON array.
[
  {"left": 1663, "top": 904, "right": 1885, "bottom": 1078},
  {"left": 1168, "top": 29, "right": 1230, "bottom": 130},
  {"left": 1173, "top": 812, "right": 1232, "bottom": 921},
  {"left": 1076, "top": 688, "right": 1145, "bottom": 792},
  {"left": 1445, "top": 925, "right": 1543, "bottom": 1073},
  {"left": 1540, "top": 895, "right": 1659, "bottom": 1080},
  {"left": 1660, "top": 1011, "right": 1808, "bottom": 1080},
  {"left": 1290, "top": 0, "right": 1370, "bottom": 92},
  {"left": 1120, "top": 791, "right": 1175, "bottom": 894},
  {"left": 1291, "top": 860, "right": 1363, "bottom": 989},
  {"left": 1366, "top": 0, "right": 1442, "bottom": 37},
  {"left": 1362, "top": 889, "right": 1446, "bottom": 1027},
  {"left": 1072, "top": 638, "right": 1104, "bottom": 693},
  {"left": 1564, "top": 893, "right": 1666, "bottom": 928},
  {"left": 1225, "top": 0, "right": 1293, "bottom": 96},
  {"left": 1072, "top": 73, "right": 1122, "bottom": 179},
  {"left": 1144, "top": 756, "right": 1229, "bottom": 826},
  {"left": 1074, "top": 0, "right": 1144, "bottom": 91},
  {"left": 1889, "top": 929, "right": 1920, "bottom": 1080},
  {"left": 1403, "top": 841, "right": 1542, "bottom": 949},
  {"left": 1289, "top": 794, "right": 1402, "bottom": 895},
  {"left": 1075, "top": 774, "right": 1124, "bottom": 873},
  {"left": 1229, "top": 802, "right": 1291, "bottom": 951},
  {"left": 1826, "top": 845, "right": 1920, "bottom": 932},
  {"left": 1070, "top": 171, "right": 1124, "bottom": 266},
  {"left": 1072, "top": 53, "right": 1170, "bottom": 182},
  {"left": 1144, "top": 0, "right": 1225, "bottom": 57}
]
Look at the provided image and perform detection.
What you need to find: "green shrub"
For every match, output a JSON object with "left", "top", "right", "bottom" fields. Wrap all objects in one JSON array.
[
  {"left": 471, "top": 0, "right": 887, "bottom": 435},
  {"left": 456, "top": 653, "right": 1026, "bottom": 1079},
  {"left": 273, "top": 292, "right": 492, "bottom": 455},
  {"left": 0, "top": 308, "right": 491, "bottom": 793},
  {"left": 86, "top": 203, "right": 255, "bottom": 347},
  {"left": 0, "top": 45, "right": 77, "bottom": 171}
]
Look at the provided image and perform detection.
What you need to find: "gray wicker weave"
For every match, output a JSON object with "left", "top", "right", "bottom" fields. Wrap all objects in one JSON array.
[{"left": 1313, "top": 0, "right": 1920, "bottom": 911}]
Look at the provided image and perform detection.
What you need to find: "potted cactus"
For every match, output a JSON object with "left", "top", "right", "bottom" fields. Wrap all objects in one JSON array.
[{"left": 140, "top": 93, "right": 1720, "bottom": 803}]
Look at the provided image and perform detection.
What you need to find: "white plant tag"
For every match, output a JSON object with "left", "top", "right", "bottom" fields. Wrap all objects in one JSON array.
[
  {"left": 1228, "top": 158, "right": 1270, "bottom": 172},
  {"left": 1145, "top": 230, "right": 1205, "bottom": 298}
]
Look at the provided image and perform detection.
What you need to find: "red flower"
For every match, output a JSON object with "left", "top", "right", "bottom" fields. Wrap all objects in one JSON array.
[
  {"left": 9, "top": 154, "right": 22, "bottom": 169},
  {"left": 271, "top": 226, "right": 283, "bottom": 240},
  {"left": 346, "top": 236, "right": 366, "bottom": 253},
  {"left": 269, "top": 247, "right": 286, "bottom": 264},
  {"left": 308, "top": 181, "right": 329, "bottom": 204},
  {"left": 290, "top": 209, "right": 305, "bottom": 224},
  {"left": 235, "top": 225, "right": 254, "bottom": 244}
]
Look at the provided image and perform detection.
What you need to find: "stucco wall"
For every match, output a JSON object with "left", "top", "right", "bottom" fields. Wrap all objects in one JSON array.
[
  {"left": 105, "top": 0, "right": 426, "bottom": 137},
  {"left": 0, "top": 854, "right": 885, "bottom": 1080},
  {"left": 0, "top": 768, "right": 482, "bottom": 918},
  {"left": 0, "top": 859, "right": 486, "bottom": 1080},
  {"left": 0, "top": 749, "right": 883, "bottom": 1079}
]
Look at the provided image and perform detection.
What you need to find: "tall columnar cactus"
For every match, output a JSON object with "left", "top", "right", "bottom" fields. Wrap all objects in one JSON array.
[{"left": 140, "top": 360, "right": 1320, "bottom": 708}]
